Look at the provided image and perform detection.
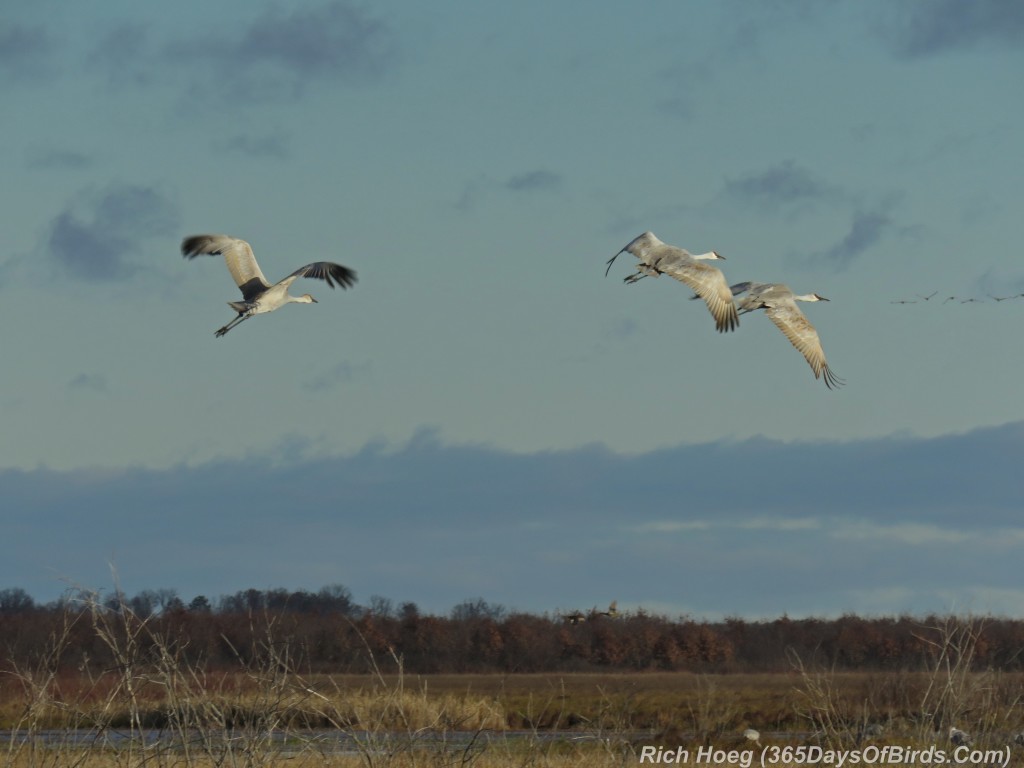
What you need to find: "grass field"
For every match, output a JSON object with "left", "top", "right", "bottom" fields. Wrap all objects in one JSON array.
[
  {"left": 4, "top": 667, "right": 1024, "bottom": 767},
  {"left": 4, "top": 606, "right": 1023, "bottom": 766}
]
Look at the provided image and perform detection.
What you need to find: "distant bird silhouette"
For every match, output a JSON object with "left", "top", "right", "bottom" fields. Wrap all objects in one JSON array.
[
  {"left": 743, "top": 728, "right": 761, "bottom": 746},
  {"left": 605, "top": 231, "right": 739, "bottom": 333},
  {"left": 564, "top": 611, "right": 586, "bottom": 625},
  {"left": 599, "top": 601, "right": 619, "bottom": 618},
  {"left": 988, "top": 293, "right": 1024, "bottom": 302},
  {"left": 182, "top": 234, "right": 357, "bottom": 337}
]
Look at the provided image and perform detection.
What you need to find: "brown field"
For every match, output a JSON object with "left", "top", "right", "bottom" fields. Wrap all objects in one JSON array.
[
  {"left": 4, "top": 668, "right": 1024, "bottom": 767},
  {"left": 3, "top": 601, "right": 1022, "bottom": 766}
]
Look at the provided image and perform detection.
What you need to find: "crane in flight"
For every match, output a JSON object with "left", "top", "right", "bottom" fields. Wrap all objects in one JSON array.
[
  {"left": 605, "top": 231, "right": 739, "bottom": 333},
  {"left": 182, "top": 234, "right": 357, "bottom": 337},
  {"left": 729, "top": 282, "right": 843, "bottom": 389}
]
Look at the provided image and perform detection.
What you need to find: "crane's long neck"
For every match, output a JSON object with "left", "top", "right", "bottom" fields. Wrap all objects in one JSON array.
[{"left": 691, "top": 251, "right": 720, "bottom": 261}]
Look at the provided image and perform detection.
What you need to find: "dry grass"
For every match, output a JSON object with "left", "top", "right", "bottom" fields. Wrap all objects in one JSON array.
[{"left": 5, "top": 602, "right": 1024, "bottom": 768}]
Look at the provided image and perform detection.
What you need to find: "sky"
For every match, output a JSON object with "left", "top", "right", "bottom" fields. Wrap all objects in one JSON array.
[{"left": 2, "top": 0, "right": 1023, "bottom": 619}]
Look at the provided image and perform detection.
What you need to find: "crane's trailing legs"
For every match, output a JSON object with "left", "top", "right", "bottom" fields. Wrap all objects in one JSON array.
[{"left": 215, "top": 311, "right": 251, "bottom": 337}]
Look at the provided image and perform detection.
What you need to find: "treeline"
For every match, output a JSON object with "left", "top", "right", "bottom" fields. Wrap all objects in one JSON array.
[{"left": 3, "top": 585, "right": 1024, "bottom": 674}]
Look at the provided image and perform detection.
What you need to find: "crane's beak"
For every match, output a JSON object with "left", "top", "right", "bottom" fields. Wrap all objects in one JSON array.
[{"left": 311, "top": 297, "right": 319, "bottom": 303}]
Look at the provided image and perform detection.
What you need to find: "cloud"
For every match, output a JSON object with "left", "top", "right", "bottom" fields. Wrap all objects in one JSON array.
[
  {"left": 214, "top": 132, "right": 290, "bottom": 159},
  {"left": 4, "top": 421, "right": 1024, "bottom": 617},
  {"left": 84, "top": 3, "right": 394, "bottom": 101},
  {"left": 723, "top": 161, "right": 835, "bottom": 209},
  {"left": 26, "top": 149, "right": 94, "bottom": 170},
  {"left": 883, "top": 0, "right": 1024, "bottom": 57},
  {"left": 831, "top": 521, "right": 973, "bottom": 546},
  {"left": 504, "top": 170, "right": 561, "bottom": 193},
  {"left": 178, "top": 1, "right": 394, "bottom": 101},
  {"left": 457, "top": 169, "right": 562, "bottom": 210},
  {"left": 302, "top": 360, "right": 370, "bottom": 392},
  {"left": 88, "top": 22, "right": 156, "bottom": 87},
  {"left": 0, "top": 21, "right": 54, "bottom": 79},
  {"left": 655, "top": 97, "right": 694, "bottom": 121},
  {"left": 236, "top": 2, "right": 389, "bottom": 77},
  {"left": 807, "top": 209, "right": 891, "bottom": 271},
  {"left": 46, "top": 185, "right": 180, "bottom": 282},
  {"left": 68, "top": 373, "right": 108, "bottom": 393}
]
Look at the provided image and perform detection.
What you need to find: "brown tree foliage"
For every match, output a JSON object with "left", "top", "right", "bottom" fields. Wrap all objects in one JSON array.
[{"left": 2, "top": 586, "right": 1021, "bottom": 676}]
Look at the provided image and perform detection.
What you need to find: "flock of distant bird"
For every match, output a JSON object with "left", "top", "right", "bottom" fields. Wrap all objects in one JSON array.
[
  {"left": 605, "top": 232, "right": 843, "bottom": 389},
  {"left": 890, "top": 290, "right": 1024, "bottom": 305}
]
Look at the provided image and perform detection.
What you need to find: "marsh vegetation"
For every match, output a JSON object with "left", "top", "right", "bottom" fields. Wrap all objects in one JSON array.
[{"left": 3, "top": 586, "right": 1024, "bottom": 766}]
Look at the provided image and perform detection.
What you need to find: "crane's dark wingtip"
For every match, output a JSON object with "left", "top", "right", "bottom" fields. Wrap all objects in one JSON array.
[
  {"left": 295, "top": 261, "right": 358, "bottom": 289},
  {"left": 715, "top": 308, "right": 740, "bottom": 333},
  {"left": 181, "top": 235, "right": 224, "bottom": 260},
  {"left": 326, "top": 263, "right": 357, "bottom": 289},
  {"left": 822, "top": 365, "right": 845, "bottom": 390}
]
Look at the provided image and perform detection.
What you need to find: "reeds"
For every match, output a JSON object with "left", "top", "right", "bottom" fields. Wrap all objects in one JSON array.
[
  {"left": 790, "top": 615, "right": 1024, "bottom": 752},
  {"left": 1, "top": 590, "right": 628, "bottom": 767},
  {"left": 5, "top": 595, "right": 1024, "bottom": 768}
]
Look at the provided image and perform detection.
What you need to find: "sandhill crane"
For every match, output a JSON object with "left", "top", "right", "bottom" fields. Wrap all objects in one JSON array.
[
  {"left": 857, "top": 723, "right": 884, "bottom": 742},
  {"left": 564, "top": 610, "right": 586, "bottom": 625},
  {"left": 743, "top": 728, "right": 761, "bottom": 746},
  {"left": 729, "top": 282, "right": 843, "bottom": 389},
  {"left": 949, "top": 727, "right": 970, "bottom": 746},
  {"left": 605, "top": 231, "right": 739, "bottom": 333},
  {"left": 181, "top": 234, "right": 357, "bottom": 337},
  {"left": 600, "top": 600, "right": 619, "bottom": 618}
]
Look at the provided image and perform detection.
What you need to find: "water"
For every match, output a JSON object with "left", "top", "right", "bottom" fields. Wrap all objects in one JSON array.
[{"left": 1, "top": 728, "right": 622, "bottom": 756}]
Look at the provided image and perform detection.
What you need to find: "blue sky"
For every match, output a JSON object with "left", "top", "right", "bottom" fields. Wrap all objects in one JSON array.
[{"left": 3, "top": 1, "right": 1023, "bottom": 618}]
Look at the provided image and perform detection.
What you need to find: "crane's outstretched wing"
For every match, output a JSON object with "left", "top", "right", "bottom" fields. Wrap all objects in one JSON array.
[
  {"left": 182, "top": 235, "right": 271, "bottom": 301},
  {"left": 284, "top": 262, "right": 358, "bottom": 290},
  {"left": 764, "top": 303, "right": 843, "bottom": 389},
  {"left": 658, "top": 258, "right": 739, "bottom": 333}
]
